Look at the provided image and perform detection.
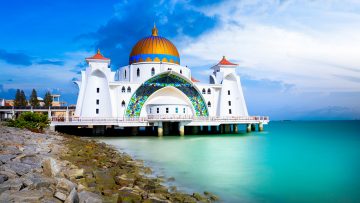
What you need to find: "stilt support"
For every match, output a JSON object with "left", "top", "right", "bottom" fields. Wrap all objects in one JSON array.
[
  {"left": 258, "top": 122, "right": 264, "bottom": 131},
  {"left": 158, "top": 122, "right": 163, "bottom": 137},
  {"left": 179, "top": 122, "right": 185, "bottom": 136},
  {"left": 246, "top": 124, "right": 251, "bottom": 133},
  {"left": 225, "top": 124, "right": 231, "bottom": 134},
  {"left": 234, "top": 124, "right": 238, "bottom": 133}
]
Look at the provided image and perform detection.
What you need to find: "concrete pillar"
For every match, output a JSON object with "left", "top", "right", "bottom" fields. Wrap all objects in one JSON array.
[
  {"left": 246, "top": 124, "right": 251, "bottom": 133},
  {"left": 179, "top": 122, "right": 185, "bottom": 136},
  {"left": 192, "top": 126, "right": 199, "bottom": 134},
  {"left": 158, "top": 122, "right": 163, "bottom": 137},
  {"left": 251, "top": 124, "right": 256, "bottom": 131},
  {"left": 258, "top": 122, "right": 264, "bottom": 132},
  {"left": 220, "top": 125, "right": 224, "bottom": 134},
  {"left": 48, "top": 109, "right": 51, "bottom": 120},
  {"left": 234, "top": 124, "right": 238, "bottom": 133},
  {"left": 225, "top": 124, "right": 231, "bottom": 134},
  {"left": 131, "top": 127, "right": 138, "bottom": 136},
  {"left": 65, "top": 108, "right": 69, "bottom": 122}
]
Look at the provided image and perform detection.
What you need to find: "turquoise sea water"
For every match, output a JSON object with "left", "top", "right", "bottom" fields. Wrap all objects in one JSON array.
[{"left": 98, "top": 121, "right": 360, "bottom": 203}]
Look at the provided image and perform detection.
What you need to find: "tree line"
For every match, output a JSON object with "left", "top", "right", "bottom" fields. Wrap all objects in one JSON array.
[{"left": 14, "top": 89, "right": 53, "bottom": 107}]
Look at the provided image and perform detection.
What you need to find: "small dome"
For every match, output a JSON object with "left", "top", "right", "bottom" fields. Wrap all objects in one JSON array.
[{"left": 129, "top": 25, "right": 180, "bottom": 65}]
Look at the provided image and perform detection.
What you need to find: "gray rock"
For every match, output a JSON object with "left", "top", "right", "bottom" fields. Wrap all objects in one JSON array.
[
  {"left": 78, "top": 191, "right": 102, "bottom": 203},
  {"left": 0, "top": 154, "right": 16, "bottom": 164},
  {"left": 43, "top": 158, "right": 61, "bottom": 177},
  {"left": 0, "top": 178, "right": 24, "bottom": 192},
  {"left": 0, "top": 174, "right": 8, "bottom": 184},
  {"left": 6, "top": 162, "right": 34, "bottom": 176},
  {"left": 56, "top": 178, "right": 77, "bottom": 193},
  {"left": 65, "top": 188, "right": 79, "bottom": 203},
  {"left": 19, "top": 154, "right": 42, "bottom": 167},
  {"left": 0, "top": 190, "right": 45, "bottom": 202},
  {"left": 28, "top": 177, "right": 57, "bottom": 190},
  {"left": 0, "top": 168, "right": 18, "bottom": 179},
  {"left": 55, "top": 191, "right": 67, "bottom": 201}
]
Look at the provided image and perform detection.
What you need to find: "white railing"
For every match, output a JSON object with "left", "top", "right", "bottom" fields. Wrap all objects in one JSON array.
[{"left": 51, "top": 116, "right": 269, "bottom": 123}]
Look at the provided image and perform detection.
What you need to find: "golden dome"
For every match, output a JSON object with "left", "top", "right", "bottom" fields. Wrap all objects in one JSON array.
[{"left": 129, "top": 25, "right": 180, "bottom": 65}]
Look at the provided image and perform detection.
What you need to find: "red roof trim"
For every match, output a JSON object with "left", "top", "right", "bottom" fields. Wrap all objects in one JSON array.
[
  {"left": 191, "top": 77, "right": 200, "bottom": 82},
  {"left": 86, "top": 49, "right": 110, "bottom": 60},
  {"left": 218, "top": 56, "right": 237, "bottom": 66}
]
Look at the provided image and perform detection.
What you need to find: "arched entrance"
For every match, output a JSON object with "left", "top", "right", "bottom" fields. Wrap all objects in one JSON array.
[{"left": 125, "top": 72, "right": 208, "bottom": 117}]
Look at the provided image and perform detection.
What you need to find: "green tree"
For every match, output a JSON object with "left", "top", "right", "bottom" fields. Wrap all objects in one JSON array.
[
  {"left": 14, "top": 89, "right": 21, "bottom": 107},
  {"left": 44, "top": 91, "right": 53, "bottom": 108},
  {"left": 20, "top": 90, "right": 27, "bottom": 107},
  {"left": 29, "top": 89, "right": 40, "bottom": 107}
]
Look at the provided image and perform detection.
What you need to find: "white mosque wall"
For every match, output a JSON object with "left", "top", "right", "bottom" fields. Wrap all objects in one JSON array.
[
  {"left": 219, "top": 72, "right": 248, "bottom": 117},
  {"left": 118, "top": 62, "right": 191, "bottom": 83}
]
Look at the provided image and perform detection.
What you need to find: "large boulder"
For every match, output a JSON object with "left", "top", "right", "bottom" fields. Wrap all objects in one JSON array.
[
  {"left": 66, "top": 169, "right": 84, "bottom": 179},
  {"left": 0, "top": 190, "right": 45, "bottom": 202},
  {"left": 5, "top": 162, "right": 34, "bottom": 176},
  {"left": 0, "top": 178, "right": 24, "bottom": 193},
  {"left": 43, "top": 158, "right": 61, "bottom": 177},
  {"left": 78, "top": 191, "right": 102, "bottom": 203},
  {"left": 65, "top": 187, "right": 79, "bottom": 203},
  {"left": 56, "top": 178, "right": 77, "bottom": 194}
]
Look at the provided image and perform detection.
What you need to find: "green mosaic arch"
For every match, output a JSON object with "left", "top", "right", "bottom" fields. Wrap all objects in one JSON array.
[{"left": 125, "top": 73, "right": 208, "bottom": 117}]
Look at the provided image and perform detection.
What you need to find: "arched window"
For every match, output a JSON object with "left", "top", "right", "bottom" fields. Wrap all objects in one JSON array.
[
  {"left": 180, "top": 69, "right": 182, "bottom": 74},
  {"left": 121, "top": 100, "right": 125, "bottom": 107},
  {"left": 207, "top": 88, "right": 211, "bottom": 94},
  {"left": 127, "top": 86, "right": 131, "bottom": 93},
  {"left": 124, "top": 70, "right": 127, "bottom": 79},
  {"left": 151, "top": 67, "right": 155, "bottom": 76},
  {"left": 202, "top": 88, "right": 206, "bottom": 94},
  {"left": 207, "top": 101, "right": 211, "bottom": 107},
  {"left": 137, "top": 68, "right": 140, "bottom": 77},
  {"left": 121, "top": 86, "right": 125, "bottom": 93}
]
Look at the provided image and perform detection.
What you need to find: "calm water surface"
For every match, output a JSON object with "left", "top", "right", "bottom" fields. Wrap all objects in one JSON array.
[{"left": 97, "top": 121, "right": 360, "bottom": 203}]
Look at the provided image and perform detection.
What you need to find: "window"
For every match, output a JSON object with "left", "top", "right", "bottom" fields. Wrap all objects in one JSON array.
[
  {"left": 124, "top": 70, "right": 127, "bottom": 79},
  {"left": 207, "top": 88, "right": 211, "bottom": 94},
  {"left": 96, "top": 88, "right": 100, "bottom": 93},
  {"left": 127, "top": 86, "right": 131, "bottom": 93},
  {"left": 96, "top": 99, "right": 99, "bottom": 105},
  {"left": 202, "top": 88, "right": 206, "bottom": 94},
  {"left": 168, "top": 68, "right": 172, "bottom": 71},
  {"left": 207, "top": 101, "right": 211, "bottom": 107},
  {"left": 166, "top": 108, "right": 169, "bottom": 113},
  {"left": 180, "top": 69, "right": 182, "bottom": 74},
  {"left": 183, "top": 108, "right": 186, "bottom": 113},
  {"left": 96, "top": 109, "right": 99, "bottom": 114},
  {"left": 121, "top": 86, "right": 125, "bottom": 93},
  {"left": 175, "top": 107, "right": 178, "bottom": 113},
  {"left": 228, "top": 90, "right": 231, "bottom": 95},
  {"left": 157, "top": 108, "right": 159, "bottom": 113},
  {"left": 151, "top": 67, "right": 155, "bottom": 76},
  {"left": 228, "top": 101, "right": 231, "bottom": 106},
  {"left": 150, "top": 108, "right": 152, "bottom": 114},
  {"left": 121, "top": 100, "right": 125, "bottom": 107},
  {"left": 137, "top": 68, "right": 140, "bottom": 77},
  {"left": 229, "top": 109, "right": 232, "bottom": 114}
]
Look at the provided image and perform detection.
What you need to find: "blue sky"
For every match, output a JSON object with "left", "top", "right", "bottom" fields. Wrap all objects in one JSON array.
[{"left": 0, "top": 0, "right": 360, "bottom": 120}]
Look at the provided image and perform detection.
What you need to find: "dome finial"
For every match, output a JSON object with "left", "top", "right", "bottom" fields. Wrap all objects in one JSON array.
[
  {"left": 152, "top": 23, "right": 158, "bottom": 36},
  {"left": 97, "top": 48, "right": 101, "bottom": 54}
]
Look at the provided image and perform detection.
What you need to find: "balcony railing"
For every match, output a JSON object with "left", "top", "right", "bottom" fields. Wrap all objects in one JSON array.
[{"left": 51, "top": 115, "right": 269, "bottom": 123}]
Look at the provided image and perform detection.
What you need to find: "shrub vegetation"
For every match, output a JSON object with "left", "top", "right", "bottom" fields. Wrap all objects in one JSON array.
[{"left": 7, "top": 112, "right": 50, "bottom": 133}]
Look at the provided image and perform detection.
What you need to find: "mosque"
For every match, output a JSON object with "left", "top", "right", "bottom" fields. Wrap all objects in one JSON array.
[{"left": 73, "top": 25, "right": 268, "bottom": 136}]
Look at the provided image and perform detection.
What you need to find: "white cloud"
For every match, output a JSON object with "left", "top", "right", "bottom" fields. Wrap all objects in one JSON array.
[{"left": 180, "top": 0, "right": 360, "bottom": 92}]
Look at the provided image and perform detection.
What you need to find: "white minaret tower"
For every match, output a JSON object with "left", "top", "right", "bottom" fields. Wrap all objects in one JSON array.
[
  {"left": 210, "top": 56, "right": 248, "bottom": 116},
  {"left": 75, "top": 49, "right": 115, "bottom": 117}
]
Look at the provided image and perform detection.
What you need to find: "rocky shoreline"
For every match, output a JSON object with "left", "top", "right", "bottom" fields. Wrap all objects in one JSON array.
[{"left": 0, "top": 123, "right": 219, "bottom": 203}]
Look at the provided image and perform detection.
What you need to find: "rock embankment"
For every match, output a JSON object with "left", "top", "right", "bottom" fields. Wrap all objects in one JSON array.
[{"left": 0, "top": 124, "right": 219, "bottom": 203}]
